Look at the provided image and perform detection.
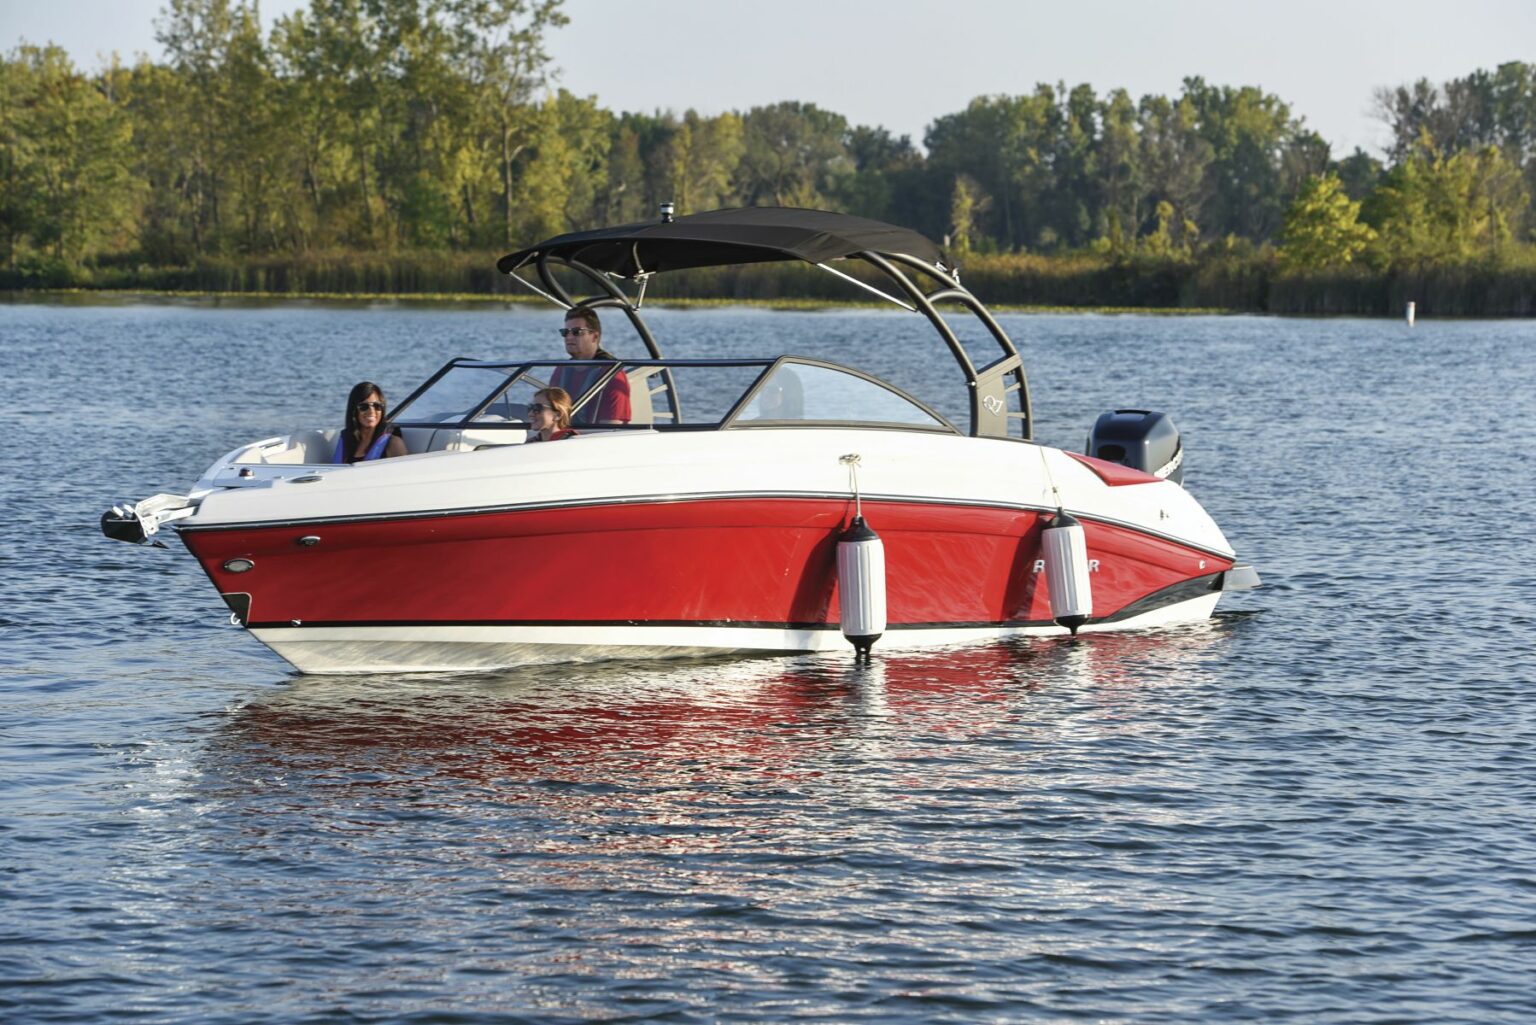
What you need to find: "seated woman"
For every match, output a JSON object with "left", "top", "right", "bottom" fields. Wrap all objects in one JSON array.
[
  {"left": 334, "top": 381, "right": 407, "bottom": 463},
  {"left": 527, "top": 387, "right": 578, "bottom": 442}
]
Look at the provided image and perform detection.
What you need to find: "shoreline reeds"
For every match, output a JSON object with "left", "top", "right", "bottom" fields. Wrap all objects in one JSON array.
[{"left": 6, "top": 251, "right": 1535, "bottom": 317}]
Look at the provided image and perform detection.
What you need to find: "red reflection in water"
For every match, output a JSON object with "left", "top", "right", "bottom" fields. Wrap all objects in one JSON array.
[{"left": 218, "top": 624, "right": 1231, "bottom": 785}]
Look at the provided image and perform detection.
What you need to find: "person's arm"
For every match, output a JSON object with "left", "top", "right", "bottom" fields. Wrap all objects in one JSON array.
[{"left": 384, "top": 433, "right": 408, "bottom": 458}]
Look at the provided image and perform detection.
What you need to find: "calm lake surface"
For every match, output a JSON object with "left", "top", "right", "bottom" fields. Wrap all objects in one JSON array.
[{"left": 3, "top": 299, "right": 1534, "bottom": 1024}]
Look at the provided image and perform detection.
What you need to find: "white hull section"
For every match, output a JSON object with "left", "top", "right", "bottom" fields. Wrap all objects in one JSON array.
[
  {"left": 253, "top": 592, "right": 1222, "bottom": 674},
  {"left": 190, "top": 428, "right": 1236, "bottom": 563}
]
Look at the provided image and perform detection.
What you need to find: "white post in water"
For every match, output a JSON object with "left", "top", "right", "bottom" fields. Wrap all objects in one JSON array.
[{"left": 1406, "top": 301, "right": 1416, "bottom": 326}]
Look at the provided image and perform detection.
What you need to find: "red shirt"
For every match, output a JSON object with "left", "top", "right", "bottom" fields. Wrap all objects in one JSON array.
[{"left": 551, "top": 359, "right": 631, "bottom": 424}]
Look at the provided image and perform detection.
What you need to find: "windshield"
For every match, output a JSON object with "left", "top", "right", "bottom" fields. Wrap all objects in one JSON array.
[
  {"left": 390, "top": 366, "right": 517, "bottom": 424},
  {"left": 733, "top": 363, "right": 951, "bottom": 429},
  {"left": 626, "top": 363, "right": 769, "bottom": 426},
  {"left": 389, "top": 358, "right": 954, "bottom": 433}
]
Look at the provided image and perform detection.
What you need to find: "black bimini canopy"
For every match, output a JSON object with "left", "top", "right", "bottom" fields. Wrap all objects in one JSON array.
[
  {"left": 496, "top": 207, "right": 946, "bottom": 278},
  {"left": 496, "top": 205, "right": 1032, "bottom": 441}
]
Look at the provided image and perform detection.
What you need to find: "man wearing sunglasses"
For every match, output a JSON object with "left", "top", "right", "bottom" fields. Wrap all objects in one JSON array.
[{"left": 550, "top": 306, "right": 631, "bottom": 425}]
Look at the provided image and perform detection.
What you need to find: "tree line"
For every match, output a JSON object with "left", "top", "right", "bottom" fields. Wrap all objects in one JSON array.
[{"left": 3, "top": 0, "right": 1536, "bottom": 312}]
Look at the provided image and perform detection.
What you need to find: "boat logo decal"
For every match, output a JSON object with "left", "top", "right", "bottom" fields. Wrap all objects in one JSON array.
[
  {"left": 983, "top": 395, "right": 1004, "bottom": 415},
  {"left": 1032, "top": 559, "right": 1101, "bottom": 573}
]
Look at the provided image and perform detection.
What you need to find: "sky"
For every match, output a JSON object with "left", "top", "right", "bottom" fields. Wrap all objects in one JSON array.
[{"left": 5, "top": 0, "right": 1535, "bottom": 157}]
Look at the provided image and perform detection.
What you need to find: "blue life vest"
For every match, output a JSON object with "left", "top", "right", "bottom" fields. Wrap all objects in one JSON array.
[{"left": 334, "top": 430, "right": 392, "bottom": 464}]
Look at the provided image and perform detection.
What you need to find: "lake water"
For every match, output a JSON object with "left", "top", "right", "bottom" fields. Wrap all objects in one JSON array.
[{"left": 3, "top": 299, "right": 1534, "bottom": 1023}]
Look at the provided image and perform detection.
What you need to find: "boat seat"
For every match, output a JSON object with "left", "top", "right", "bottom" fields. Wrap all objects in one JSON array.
[
  {"left": 398, "top": 422, "right": 527, "bottom": 454},
  {"left": 428, "top": 426, "right": 527, "bottom": 452},
  {"left": 397, "top": 426, "right": 436, "bottom": 455},
  {"left": 236, "top": 428, "right": 338, "bottom": 465}
]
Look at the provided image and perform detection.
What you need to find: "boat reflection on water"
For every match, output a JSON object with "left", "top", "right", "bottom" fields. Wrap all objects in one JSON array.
[
  {"left": 186, "top": 620, "right": 1247, "bottom": 905},
  {"left": 207, "top": 617, "right": 1244, "bottom": 799}
]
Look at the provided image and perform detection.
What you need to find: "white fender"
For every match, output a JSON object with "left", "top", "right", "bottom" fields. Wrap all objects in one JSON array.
[
  {"left": 837, "top": 516, "right": 886, "bottom": 659},
  {"left": 1042, "top": 511, "right": 1092, "bottom": 634}
]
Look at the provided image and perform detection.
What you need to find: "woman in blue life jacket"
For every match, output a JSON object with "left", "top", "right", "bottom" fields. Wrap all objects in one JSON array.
[{"left": 334, "top": 381, "right": 407, "bottom": 464}]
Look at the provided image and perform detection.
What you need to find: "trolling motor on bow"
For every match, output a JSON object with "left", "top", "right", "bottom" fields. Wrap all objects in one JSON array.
[{"left": 100, "top": 493, "right": 198, "bottom": 546}]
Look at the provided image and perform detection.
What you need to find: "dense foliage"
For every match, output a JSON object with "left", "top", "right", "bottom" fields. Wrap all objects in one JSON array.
[{"left": 3, "top": 0, "right": 1535, "bottom": 311}]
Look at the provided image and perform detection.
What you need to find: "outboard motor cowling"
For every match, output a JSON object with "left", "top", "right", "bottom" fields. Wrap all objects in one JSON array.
[{"left": 1086, "top": 409, "right": 1184, "bottom": 484}]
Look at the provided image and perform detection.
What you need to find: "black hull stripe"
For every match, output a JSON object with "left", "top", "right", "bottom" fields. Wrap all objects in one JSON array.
[
  {"left": 182, "top": 489, "right": 1237, "bottom": 561},
  {"left": 245, "top": 574, "right": 1224, "bottom": 632}
]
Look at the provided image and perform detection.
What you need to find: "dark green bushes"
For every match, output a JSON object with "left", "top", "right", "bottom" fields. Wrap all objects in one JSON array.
[{"left": 8, "top": 248, "right": 1536, "bottom": 317}]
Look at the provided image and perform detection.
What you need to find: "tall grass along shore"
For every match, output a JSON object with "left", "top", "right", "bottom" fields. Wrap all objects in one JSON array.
[{"left": 8, "top": 250, "right": 1536, "bottom": 316}]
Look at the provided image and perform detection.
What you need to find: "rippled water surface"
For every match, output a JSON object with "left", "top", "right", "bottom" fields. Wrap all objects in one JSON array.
[{"left": 3, "top": 299, "right": 1535, "bottom": 1023}]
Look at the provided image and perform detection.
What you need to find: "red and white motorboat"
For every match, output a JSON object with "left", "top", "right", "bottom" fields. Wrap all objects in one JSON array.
[{"left": 102, "top": 207, "right": 1257, "bottom": 674}]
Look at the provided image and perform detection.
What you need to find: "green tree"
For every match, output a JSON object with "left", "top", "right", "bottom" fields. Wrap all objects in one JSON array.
[
  {"left": 450, "top": 0, "right": 567, "bottom": 245},
  {"left": 1141, "top": 199, "right": 1198, "bottom": 258},
  {"left": 736, "top": 102, "right": 851, "bottom": 207},
  {"left": 509, "top": 90, "right": 609, "bottom": 239},
  {"left": 947, "top": 174, "right": 988, "bottom": 258},
  {"left": 374, "top": 0, "right": 483, "bottom": 248},
  {"left": 1043, "top": 83, "right": 1099, "bottom": 248},
  {"left": 1374, "top": 62, "right": 1536, "bottom": 242},
  {"left": 1277, "top": 173, "right": 1376, "bottom": 269},
  {"left": 1375, "top": 78, "right": 1445, "bottom": 164},
  {"left": 154, "top": 0, "right": 234, "bottom": 249},
  {"left": 600, "top": 118, "right": 647, "bottom": 223},
  {"left": 1333, "top": 147, "right": 1383, "bottom": 201},
  {"left": 269, "top": 10, "right": 346, "bottom": 249},
  {"left": 0, "top": 52, "right": 43, "bottom": 265},
  {"left": 1138, "top": 93, "right": 1209, "bottom": 244},
  {"left": 1375, "top": 64, "right": 1535, "bottom": 163},
  {"left": 1364, "top": 145, "right": 1528, "bottom": 266},
  {"left": 926, "top": 90, "right": 1065, "bottom": 250},
  {"left": 292, "top": 0, "right": 394, "bottom": 244},
  {"left": 221, "top": 3, "right": 299, "bottom": 251},
  {"left": 1095, "top": 88, "right": 1142, "bottom": 254},
  {"left": 833, "top": 125, "right": 919, "bottom": 221},
  {"left": 155, "top": 0, "right": 290, "bottom": 253},
  {"left": 1006, "top": 86, "right": 1066, "bottom": 249},
  {"left": 0, "top": 44, "right": 135, "bottom": 266},
  {"left": 660, "top": 110, "right": 743, "bottom": 216},
  {"left": 1181, "top": 77, "right": 1301, "bottom": 241}
]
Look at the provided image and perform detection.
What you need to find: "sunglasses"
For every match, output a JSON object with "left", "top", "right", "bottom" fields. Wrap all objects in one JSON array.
[
  {"left": 356, "top": 401, "right": 385, "bottom": 412},
  {"left": 527, "top": 403, "right": 552, "bottom": 414},
  {"left": 557, "top": 327, "right": 593, "bottom": 337}
]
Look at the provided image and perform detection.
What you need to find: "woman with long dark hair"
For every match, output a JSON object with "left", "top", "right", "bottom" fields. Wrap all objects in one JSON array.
[{"left": 334, "top": 381, "right": 407, "bottom": 463}]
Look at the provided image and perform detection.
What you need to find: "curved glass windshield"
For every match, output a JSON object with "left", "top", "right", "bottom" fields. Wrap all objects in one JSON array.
[
  {"left": 737, "top": 364, "right": 951, "bottom": 429},
  {"left": 392, "top": 367, "right": 513, "bottom": 424},
  {"left": 388, "top": 358, "right": 951, "bottom": 434}
]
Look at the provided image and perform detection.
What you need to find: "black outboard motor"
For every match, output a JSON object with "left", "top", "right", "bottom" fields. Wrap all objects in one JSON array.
[{"left": 1085, "top": 409, "right": 1184, "bottom": 484}]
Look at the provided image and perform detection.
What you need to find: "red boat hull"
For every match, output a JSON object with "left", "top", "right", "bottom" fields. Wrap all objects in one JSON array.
[{"left": 181, "top": 496, "right": 1231, "bottom": 632}]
